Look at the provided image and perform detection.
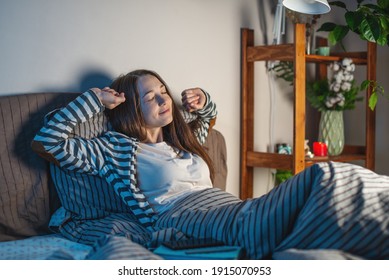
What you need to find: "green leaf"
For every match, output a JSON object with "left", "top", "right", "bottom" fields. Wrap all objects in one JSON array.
[
  {"left": 378, "top": 0, "right": 389, "bottom": 9},
  {"left": 379, "top": 15, "right": 389, "bottom": 31},
  {"left": 328, "top": 25, "right": 349, "bottom": 45},
  {"left": 359, "top": 16, "right": 381, "bottom": 42},
  {"left": 360, "top": 80, "right": 370, "bottom": 90},
  {"left": 346, "top": 11, "right": 364, "bottom": 31},
  {"left": 317, "top": 22, "right": 337, "bottom": 32},
  {"left": 329, "top": 1, "right": 348, "bottom": 10},
  {"left": 364, "top": 4, "right": 382, "bottom": 12},
  {"left": 377, "top": 34, "right": 388, "bottom": 45},
  {"left": 369, "top": 92, "right": 378, "bottom": 110}
]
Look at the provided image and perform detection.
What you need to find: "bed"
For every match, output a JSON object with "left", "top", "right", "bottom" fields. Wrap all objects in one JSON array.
[
  {"left": 0, "top": 91, "right": 226, "bottom": 260},
  {"left": 1, "top": 90, "right": 388, "bottom": 260}
]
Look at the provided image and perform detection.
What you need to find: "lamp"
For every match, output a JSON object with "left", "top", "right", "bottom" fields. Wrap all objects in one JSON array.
[{"left": 282, "top": 0, "right": 331, "bottom": 15}]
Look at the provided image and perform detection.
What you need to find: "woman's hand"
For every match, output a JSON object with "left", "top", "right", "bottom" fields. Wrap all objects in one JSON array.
[
  {"left": 181, "top": 88, "right": 206, "bottom": 112},
  {"left": 91, "top": 87, "right": 126, "bottom": 109}
]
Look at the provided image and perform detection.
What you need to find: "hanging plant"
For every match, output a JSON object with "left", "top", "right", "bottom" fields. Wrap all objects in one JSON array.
[{"left": 269, "top": 61, "right": 294, "bottom": 85}]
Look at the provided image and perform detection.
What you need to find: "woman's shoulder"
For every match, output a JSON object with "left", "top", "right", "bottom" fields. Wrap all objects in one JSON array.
[{"left": 101, "top": 131, "right": 139, "bottom": 146}]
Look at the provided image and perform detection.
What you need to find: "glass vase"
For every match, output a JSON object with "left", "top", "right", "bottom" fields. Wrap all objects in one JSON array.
[{"left": 318, "top": 110, "right": 344, "bottom": 156}]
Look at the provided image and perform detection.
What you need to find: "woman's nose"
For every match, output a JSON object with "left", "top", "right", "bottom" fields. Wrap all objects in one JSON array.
[{"left": 157, "top": 94, "right": 166, "bottom": 105}]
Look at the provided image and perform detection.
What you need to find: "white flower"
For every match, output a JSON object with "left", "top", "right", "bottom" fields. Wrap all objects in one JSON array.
[
  {"left": 308, "top": 57, "right": 359, "bottom": 111},
  {"left": 335, "top": 73, "right": 343, "bottom": 84},
  {"left": 331, "top": 83, "right": 341, "bottom": 92},
  {"left": 345, "top": 74, "right": 354, "bottom": 81},
  {"left": 342, "top": 58, "right": 353, "bottom": 67},
  {"left": 331, "top": 63, "right": 340, "bottom": 71},
  {"left": 328, "top": 58, "right": 355, "bottom": 95},
  {"left": 341, "top": 82, "right": 352, "bottom": 91},
  {"left": 337, "top": 93, "right": 345, "bottom": 99}
]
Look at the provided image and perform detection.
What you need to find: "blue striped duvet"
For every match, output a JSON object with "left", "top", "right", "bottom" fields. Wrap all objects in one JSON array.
[
  {"left": 1, "top": 161, "right": 388, "bottom": 260},
  {"left": 156, "top": 161, "right": 389, "bottom": 259},
  {"left": 54, "top": 161, "right": 389, "bottom": 260}
]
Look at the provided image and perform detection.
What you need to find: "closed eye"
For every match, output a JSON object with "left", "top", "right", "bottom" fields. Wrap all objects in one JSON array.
[{"left": 146, "top": 95, "right": 155, "bottom": 102}]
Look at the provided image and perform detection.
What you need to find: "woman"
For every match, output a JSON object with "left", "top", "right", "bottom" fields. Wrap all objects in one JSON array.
[{"left": 33, "top": 69, "right": 389, "bottom": 259}]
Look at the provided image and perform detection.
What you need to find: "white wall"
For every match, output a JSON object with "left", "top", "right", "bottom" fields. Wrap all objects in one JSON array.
[{"left": 1, "top": 0, "right": 388, "bottom": 199}]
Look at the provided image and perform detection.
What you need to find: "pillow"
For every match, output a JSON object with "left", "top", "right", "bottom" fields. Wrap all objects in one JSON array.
[{"left": 203, "top": 129, "right": 227, "bottom": 191}]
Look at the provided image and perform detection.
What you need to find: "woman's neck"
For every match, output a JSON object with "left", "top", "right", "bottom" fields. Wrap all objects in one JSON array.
[{"left": 144, "top": 128, "right": 164, "bottom": 143}]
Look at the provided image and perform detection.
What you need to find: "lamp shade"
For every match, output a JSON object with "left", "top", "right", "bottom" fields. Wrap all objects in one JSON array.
[{"left": 282, "top": 0, "right": 331, "bottom": 15}]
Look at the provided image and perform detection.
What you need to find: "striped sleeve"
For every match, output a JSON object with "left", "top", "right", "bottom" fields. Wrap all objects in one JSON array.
[
  {"left": 32, "top": 90, "right": 106, "bottom": 175},
  {"left": 181, "top": 90, "right": 217, "bottom": 144}
]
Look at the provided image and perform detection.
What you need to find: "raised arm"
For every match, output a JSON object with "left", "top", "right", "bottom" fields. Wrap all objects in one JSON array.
[
  {"left": 31, "top": 89, "right": 125, "bottom": 175},
  {"left": 180, "top": 88, "right": 217, "bottom": 144}
]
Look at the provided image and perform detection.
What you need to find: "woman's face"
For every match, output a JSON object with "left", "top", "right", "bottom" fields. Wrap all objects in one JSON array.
[{"left": 137, "top": 74, "right": 173, "bottom": 131}]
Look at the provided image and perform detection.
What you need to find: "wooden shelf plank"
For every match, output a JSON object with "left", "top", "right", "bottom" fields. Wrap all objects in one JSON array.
[
  {"left": 247, "top": 44, "right": 294, "bottom": 62},
  {"left": 306, "top": 54, "right": 367, "bottom": 65},
  {"left": 247, "top": 151, "right": 293, "bottom": 170},
  {"left": 247, "top": 47, "right": 368, "bottom": 65},
  {"left": 248, "top": 150, "right": 367, "bottom": 171}
]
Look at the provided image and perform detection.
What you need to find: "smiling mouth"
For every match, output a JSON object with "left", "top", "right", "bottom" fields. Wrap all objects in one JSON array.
[{"left": 159, "top": 108, "right": 170, "bottom": 115}]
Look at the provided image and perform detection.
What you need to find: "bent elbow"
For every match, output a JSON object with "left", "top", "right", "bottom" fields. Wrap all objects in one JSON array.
[{"left": 31, "top": 140, "right": 60, "bottom": 166}]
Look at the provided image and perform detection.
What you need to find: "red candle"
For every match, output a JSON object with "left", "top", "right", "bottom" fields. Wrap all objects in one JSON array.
[{"left": 313, "top": 142, "right": 328, "bottom": 156}]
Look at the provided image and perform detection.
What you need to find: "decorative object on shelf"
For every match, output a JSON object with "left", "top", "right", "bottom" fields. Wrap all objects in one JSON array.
[
  {"left": 307, "top": 58, "right": 362, "bottom": 111},
  {"left": 318, "top": 111, "right": 343, "bottom": 155},
  {"left": 315, "top": 46, "right": 330, "bottom": 56},
  {"left": 317, "top": 0, "right": 389, "bottom": 110},
  {"left": 305, "top": 139, "right": 314, "bottom": 158},
  {"left": 276, "top": 143, "right": 292, "bottom": 154},
  {"left": 307, "top": 58, "right": 362, "bottom": 156},
  {"left": 313, "top": 141, "right": 328, "bottom": 157}
]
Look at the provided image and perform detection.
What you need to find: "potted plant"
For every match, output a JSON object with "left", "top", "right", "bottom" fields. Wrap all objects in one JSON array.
[
  {"left": 318, "top": 0, "right": 389, "bottom": 48},
  {"left": 307, "top": 58, "right": 362, "bottom": 155},
  {"left": 317, "top": 0, "right": 389, "bottom": 109},
  {"left": 307, "top": 58, "right": 362, "bottom": 111}
]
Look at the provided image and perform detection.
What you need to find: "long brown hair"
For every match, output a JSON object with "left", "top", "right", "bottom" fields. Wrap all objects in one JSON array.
[{"left": 105, "top": 69, "right": 215, "bottom": 183}]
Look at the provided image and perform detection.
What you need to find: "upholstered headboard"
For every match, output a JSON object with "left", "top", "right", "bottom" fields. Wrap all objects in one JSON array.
[
  {"left": 0, "top": 92, "right": 227, "bottom": 241},
  {"left": 0, "top": 93, "right": 79, "bottom": 241}
]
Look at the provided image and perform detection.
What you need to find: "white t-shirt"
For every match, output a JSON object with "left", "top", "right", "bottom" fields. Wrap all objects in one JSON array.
[{"left": 136, "top": 142, "right": 213, "bottom": 214}]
